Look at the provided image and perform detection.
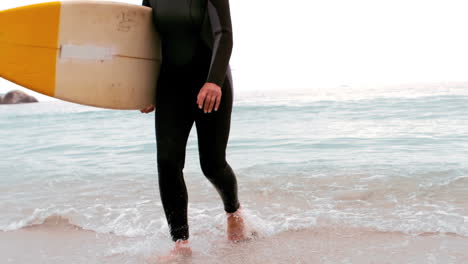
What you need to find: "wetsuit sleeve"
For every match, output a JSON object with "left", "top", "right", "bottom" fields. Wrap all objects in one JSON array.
[
  {"left": 206, "top": 0, "right": 233, "bottom": 87},
  {"left": 142, "top": 0, "right": 150, "bottom": 7}
]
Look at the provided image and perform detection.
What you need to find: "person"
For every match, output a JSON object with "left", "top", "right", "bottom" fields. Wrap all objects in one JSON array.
[{"left": 140, "top": 0, "right": 246, "bottom": 258}]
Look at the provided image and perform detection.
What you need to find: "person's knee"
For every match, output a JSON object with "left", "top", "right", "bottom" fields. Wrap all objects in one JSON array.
[
  {"left": 200, "top": 158, "right": 227, "bottom": 179},
  {"left": 158, "top": 152, "right": 184, "bottom": 176}
]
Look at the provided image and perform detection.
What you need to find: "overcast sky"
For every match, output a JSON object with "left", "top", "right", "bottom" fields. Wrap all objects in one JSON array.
[{"left": 1, "top": 0, "right": 468, "bottom": 98}]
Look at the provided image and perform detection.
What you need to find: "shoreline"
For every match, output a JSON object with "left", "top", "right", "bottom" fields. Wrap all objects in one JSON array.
[{"left": 1, "top": 219, "right": 467, "bottom": 264}]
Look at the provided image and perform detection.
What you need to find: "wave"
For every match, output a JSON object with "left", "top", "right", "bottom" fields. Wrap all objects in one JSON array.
[
  {"left": 4, "top": 211, "right": 466, "bottom": 242},
  {"left": 22, "top": 215, "right": 84, "bottom": 231},
  {"left": 2, "top": 208, "right": 87, "bottom": 233},
  {"left": 234, "top": 84, "right": 468, "bottom": 104},
  {"left": 233, "top": 94, "right": 468, "bottom": 115},
  {"left": 244, "top": 210, "right": 468, "bottom": 239}
]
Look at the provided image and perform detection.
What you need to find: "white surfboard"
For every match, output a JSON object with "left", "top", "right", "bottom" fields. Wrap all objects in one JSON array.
[{"left": 0, "top": 1, "right": 161, "bottom": 110}]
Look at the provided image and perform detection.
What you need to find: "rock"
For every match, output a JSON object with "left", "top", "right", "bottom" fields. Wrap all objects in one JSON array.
[{"left": 0, "top": 90, "right": 38, "bottom": 104}]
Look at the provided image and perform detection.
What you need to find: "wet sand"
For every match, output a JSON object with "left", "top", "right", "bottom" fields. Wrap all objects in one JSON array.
[
  {"left": 199, "top": 227, "right": 468, "bottom": 264},
  {"left": 1, "top": 216, "right": 467, "bottom": 264}
]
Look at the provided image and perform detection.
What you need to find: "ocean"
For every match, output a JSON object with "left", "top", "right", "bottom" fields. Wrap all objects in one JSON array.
[{"left": 1, "top": 85, "right": 467, "bottom": 263}]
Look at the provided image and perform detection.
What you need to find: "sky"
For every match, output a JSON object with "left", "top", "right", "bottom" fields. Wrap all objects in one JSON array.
[{"left": 1, "top": 0, "right": 468, "bottom": 99}]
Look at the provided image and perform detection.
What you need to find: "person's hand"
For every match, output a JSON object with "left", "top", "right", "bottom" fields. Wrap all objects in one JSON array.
[
  {"left": 140, "top": 104, "right": 155, "bottom": 113},
  {"left": 197, "top": 82, "right": 222, "bottom": 113}
]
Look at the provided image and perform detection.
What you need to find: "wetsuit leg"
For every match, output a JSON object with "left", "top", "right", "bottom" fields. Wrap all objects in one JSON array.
[
  {"left": 195, "top": 72, "right": 240, "bottom": 213},
  {"left": 155, "top": 69, "right": 195, "bottom": 241}
]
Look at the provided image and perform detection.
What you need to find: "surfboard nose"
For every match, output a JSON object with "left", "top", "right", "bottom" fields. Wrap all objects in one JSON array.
[{"left": 0, "top": 2, "right": 61, "bottom": 97}]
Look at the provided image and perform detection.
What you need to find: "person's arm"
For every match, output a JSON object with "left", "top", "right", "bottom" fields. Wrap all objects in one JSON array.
[
  {"left": 142, "top": 0, "right": 150, "bottom": 7},
  {"left": 197, "top": 0, "right": 233, "bottom": 113},
  {"left": 206, "top": 0, "right": 233, "bottom": 87}
]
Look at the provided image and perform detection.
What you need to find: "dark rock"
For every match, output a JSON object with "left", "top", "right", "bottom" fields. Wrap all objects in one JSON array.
[{"left": 0, "top": 90, "right": 38, "bottom": 104}]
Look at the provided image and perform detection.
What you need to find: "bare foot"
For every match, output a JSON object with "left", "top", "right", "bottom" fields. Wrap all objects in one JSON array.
[
  {"left": 146, "top": 240, "right": 192, "bottom": 263},
  {"left": 227, "top": 208, "right": 247, "bottom": 242}
]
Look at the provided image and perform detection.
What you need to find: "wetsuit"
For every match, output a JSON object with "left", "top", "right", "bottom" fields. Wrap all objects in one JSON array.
[{"left": 142, "top": 0, "right": 240, "bottom": 242}]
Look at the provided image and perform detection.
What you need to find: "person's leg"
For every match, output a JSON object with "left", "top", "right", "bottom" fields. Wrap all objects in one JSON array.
[
  {"left": 194, "top": 73, "right": 246, "bottom": 241},
  {"left": 195, "top": 74, "right": 240, "bottom": 213},
  {"left": 155, "top": 72, "right": 195, "bottom": 242}
]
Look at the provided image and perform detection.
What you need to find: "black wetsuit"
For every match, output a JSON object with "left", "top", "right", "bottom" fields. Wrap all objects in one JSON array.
[{"left": 142, "top": 0, "right": 240, "bottom": 242}]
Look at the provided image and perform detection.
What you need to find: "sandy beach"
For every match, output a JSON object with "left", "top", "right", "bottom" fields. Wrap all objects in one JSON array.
[{"left": 1, "top": 215, "right": 467, "bottom": 264}]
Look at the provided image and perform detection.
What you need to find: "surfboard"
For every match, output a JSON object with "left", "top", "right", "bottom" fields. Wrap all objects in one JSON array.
[{"left": 0, "top": 1, "right": 161, "bottom": 110}]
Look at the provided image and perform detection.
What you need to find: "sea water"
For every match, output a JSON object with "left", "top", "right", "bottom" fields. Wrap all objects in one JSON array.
[{"left": 1, "top": 85, "right": 467, "bottom": 261}]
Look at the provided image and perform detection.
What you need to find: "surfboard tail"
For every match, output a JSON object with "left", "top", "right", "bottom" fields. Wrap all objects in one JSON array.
[{"left": 0, "top": 2, "right": 62, "bottom": 96}]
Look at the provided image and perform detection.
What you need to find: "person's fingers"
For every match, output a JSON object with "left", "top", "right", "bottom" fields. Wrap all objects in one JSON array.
[
  {"left": 197, "top": 91, "right": 207, "bottom": 109},
  {"left": 207, "top": 95, "right": 216, "bottom": 113},
  {"left": 205, "top": 95, "right": 212, "bottom": 113},
  {"left": 140, "top": 104, "right": 155, "bottom": 114},
  {"left": 198, "top": 85, "right": 224, "bottom": 113},
  {"left": 204, "top": 95, "right": 212, "bottom": 113},
  {"left": 214, "top": 95, "right": 221, "bottom": 111}
]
